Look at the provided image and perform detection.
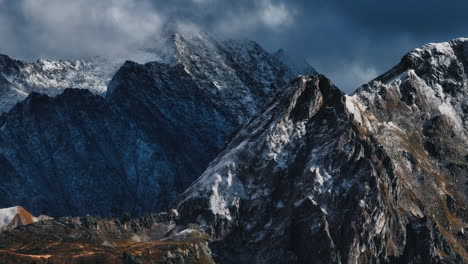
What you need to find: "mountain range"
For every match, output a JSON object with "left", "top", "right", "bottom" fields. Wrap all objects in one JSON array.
[
  {"left": 177, "top": 39, "right": 468, "bottom": 263},
  {"left": 0, "top": 33, "right": 466, "bottom": 264},
  {"left": 0, "top": 32, "right": 315, "bottom": 217}
]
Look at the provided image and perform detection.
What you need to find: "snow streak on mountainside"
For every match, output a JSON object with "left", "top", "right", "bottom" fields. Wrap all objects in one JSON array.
[
  {"left": 176, "top": 39, "right": 468, "bottom": 263},
  {"left": 0, "top": 32, "right": 315, "bottom": 217},
  {"left": 0, "top": 55, "right": 122, "bottom": 113}
]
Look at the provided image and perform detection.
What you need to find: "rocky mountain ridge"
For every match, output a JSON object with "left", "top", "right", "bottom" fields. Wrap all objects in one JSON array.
[
  {"left": 0, "top": 32, "right": 315, "bottom": 217},
  {"left": 0, "top": 36, "right": 466, "bottom": 264},
  {"left": 175, "top": 38, "right": 468, "bottom": 263}
]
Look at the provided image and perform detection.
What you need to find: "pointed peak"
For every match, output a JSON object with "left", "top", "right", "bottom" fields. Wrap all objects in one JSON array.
[
  {"left": 296, "top": 74, "right": 343, "bottom": 98},
  {"left": 308, "top": 74, "right": 345, "bottom": 108},
  {"left": 172, "top": 30, "right": 216, "bottom": 44},
  {"left": 263, "top": 74, "right": 345, "bottom": 123}
]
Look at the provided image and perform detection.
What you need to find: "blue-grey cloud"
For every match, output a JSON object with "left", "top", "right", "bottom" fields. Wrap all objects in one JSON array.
[{"left": 0, "top": 0, "right": 467, "bottom": 92}]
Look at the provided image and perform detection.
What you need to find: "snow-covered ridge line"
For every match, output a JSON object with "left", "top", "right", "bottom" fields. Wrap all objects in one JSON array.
[
  {"left": 0, "top": 54, "right": 122, "bottom": 113},
  {"left": 0, "top": 31, "right": 315, "bottom": 116}
]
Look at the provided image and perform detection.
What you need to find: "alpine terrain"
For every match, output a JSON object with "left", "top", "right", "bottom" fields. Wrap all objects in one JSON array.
[
  {"left": 0, "top": 32, "right": 315, "bottom": 217},
  {"left": 175, "top": 38, "right": 468, "bottom": 263},
  {"left": 0, "top": 32, "right": 466, "bottom": 263}
]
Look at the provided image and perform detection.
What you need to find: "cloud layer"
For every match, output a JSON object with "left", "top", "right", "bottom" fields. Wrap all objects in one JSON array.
[
  {"left": 0, "top": 0, "right": 467, "bottom": 92},
  {"left": 0, "top": 0, "right": 166, "bottom": 61}
]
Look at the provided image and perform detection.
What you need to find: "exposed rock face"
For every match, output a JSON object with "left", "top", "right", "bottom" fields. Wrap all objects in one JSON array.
[
  {"left": 0, "top": 89, "right": 152, "bottom": 216},
  {"left": 0, "top": 33, "right": 314, "bottom": 217},
  {"left": 352, "top": 38, "right": 468, "bottom": 263},
  {"left": 177, "top": 75, "right": 384, "bottom": 263},
  {"left": 176, "top": 38, "right": 468, "bottom": 263}
]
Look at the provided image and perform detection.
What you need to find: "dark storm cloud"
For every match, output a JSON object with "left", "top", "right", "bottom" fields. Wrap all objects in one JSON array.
[
  {"left": 0, "top": 0, "right": 467, "bottom": 92},
  {"left": 320, "top": 0, "right": 468, "bottom": 35},
  {"left": 244, "top": 0, "right": 468, "bottom": 91}
]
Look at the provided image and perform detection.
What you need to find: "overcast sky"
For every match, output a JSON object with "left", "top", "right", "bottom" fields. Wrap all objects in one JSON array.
[{"left": 0, "top": 0, "right": 467, "bottom": 92}]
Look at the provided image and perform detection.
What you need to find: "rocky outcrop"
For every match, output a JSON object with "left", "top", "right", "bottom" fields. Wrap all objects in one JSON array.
[
  {"left": 0, "top": 206, "right": 51, "bottom": 232},
  {"left": 0, "top": 211, "right": 214, "bottom": 264}
]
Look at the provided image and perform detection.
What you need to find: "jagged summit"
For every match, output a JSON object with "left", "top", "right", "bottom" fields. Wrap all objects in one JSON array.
[{"left": 341, "top": 38, "right": 468, "bottom": 262}]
